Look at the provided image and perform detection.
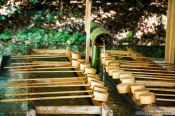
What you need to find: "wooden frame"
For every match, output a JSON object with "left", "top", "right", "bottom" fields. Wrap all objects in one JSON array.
[
  {"left": 102, "top": 48, "right": 175, "bottom": 115},
  {"left": 165, "top": 0, "right": 175, "bottom": 64},
  {"left": 1, "top": 49, "right": 113, "bottom": 116}
]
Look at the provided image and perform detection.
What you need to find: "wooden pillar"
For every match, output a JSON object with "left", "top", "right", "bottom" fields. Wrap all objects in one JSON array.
[
  {"left": 165, "top": 0, "right": 175, "bottom": 64},
  {"left": 85, "top": 0, "right": 92, "bottom": 63}
]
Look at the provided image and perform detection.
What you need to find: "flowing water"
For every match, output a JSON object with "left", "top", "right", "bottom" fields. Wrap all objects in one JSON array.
[
  {"left": 0, "top": 56, "right": 138, "bottom": 116},
  {"left": 101, "top": 44, "right": 138, "bottom": 116}
]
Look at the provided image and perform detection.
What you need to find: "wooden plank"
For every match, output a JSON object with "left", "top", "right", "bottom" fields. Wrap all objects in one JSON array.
[
  {"left": 158, "top": 107, "right": 175, "bottom": 115},
  {"left": 102, "top": 104, "right": 113, "bottom": 116},
  {"left": 36, "top": 106, "right": 101, "bottom": 114}
]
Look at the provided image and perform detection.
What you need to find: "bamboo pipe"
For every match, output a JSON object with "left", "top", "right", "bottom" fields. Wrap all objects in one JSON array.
[
  {"left": 7, "top": 84, "right": 90, "bottom": 89},
  {"left": 156, "top": 98, "right": 175, "bottom": 102},
  {"left": 13, "top": 70, "right": 83, "bottom": 74},
  {"left": 148, "top": 88, "right": 175, "bottom": 92},
  {"left": 5, "top": 90, "right": 93, "bottom": 97},
  {"left": 155, "top": 93, "right": 175, "bottom": 97},
  {"left": 8, "top": 77, "right": 86, "bottom": 82},
  {"left": 11, "top": 56, "right": 67, "bottom": 59},
  {"left": 0, "top": 94, "right": 93, "bottom": 102},
  {"left": 9, "top": 80, "right": 86, "bottom": 86},
  {"left": 12, "top": 66, "right": 78, "bottom": 71},
  {"left": 135, "top": 76, "right": 175, "bottom": 81}
]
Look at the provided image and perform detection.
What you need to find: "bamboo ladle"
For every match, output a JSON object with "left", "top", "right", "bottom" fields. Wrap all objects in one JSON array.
[
  {"left": 7, "top": 84, "right": 90, "bottom": 89},
  {"left": 12, "top": 66, "right": 78, "bottom": 71},
  {"left": 11, "top": 56, "right": 67, "bottom": 59},
  {"left": 13, "top": 70, "right": 83, "bottom": 74},
  {"left": 9, "top": 80, "right": 86, "bottom": 86},
  {"left": 0, "top": 94, "right": 93, "bottom": 102},
  {"left": 8, "top": 77, "right": 86, "bottom": 82},
  {"left": 5, "top": 90, "right": 93, "bottom": 97}
]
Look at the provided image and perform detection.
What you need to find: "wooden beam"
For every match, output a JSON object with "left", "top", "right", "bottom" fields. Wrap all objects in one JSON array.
[
  {"left": 165, "top": 0, "right": 175, "bottom": 64},
  {"left": 85, "top": 0, "right": 92, "bottom": 63},
  {"left": 36, "top": 106, "right": 101, "bottom": 114},
  {"left": 158, "top": 107, "right": 175, "bottom": 115}
]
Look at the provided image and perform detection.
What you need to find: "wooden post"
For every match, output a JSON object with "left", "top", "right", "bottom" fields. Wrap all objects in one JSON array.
[
  {"left": 165, "top": 0, "right": 175, "bottom": 64},
  {"left": 101, "top": 104, "right": 113, "bottom": 116},
  {"left": 85, "top": 0, "right": 92, "bottom": 63}
]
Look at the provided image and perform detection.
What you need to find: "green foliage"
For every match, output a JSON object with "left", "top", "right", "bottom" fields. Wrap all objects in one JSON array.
[
  {"left": 121, "top": 31, "right": 135, "bottom": 42},
  {"left": 0, "top": 27, "right": 86, "bottom": 56},
  {"left": 0, "top": 33, "right": 11, "bottom": 40},
  {"left": 28, "top": 0, "right": 42, "bottom": 4},
  {"left": 0, "top": 28, "right": 11, "bottom": 41},
  {"left": 0, "top": 5, "right": 20, "bottom": 21}
]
